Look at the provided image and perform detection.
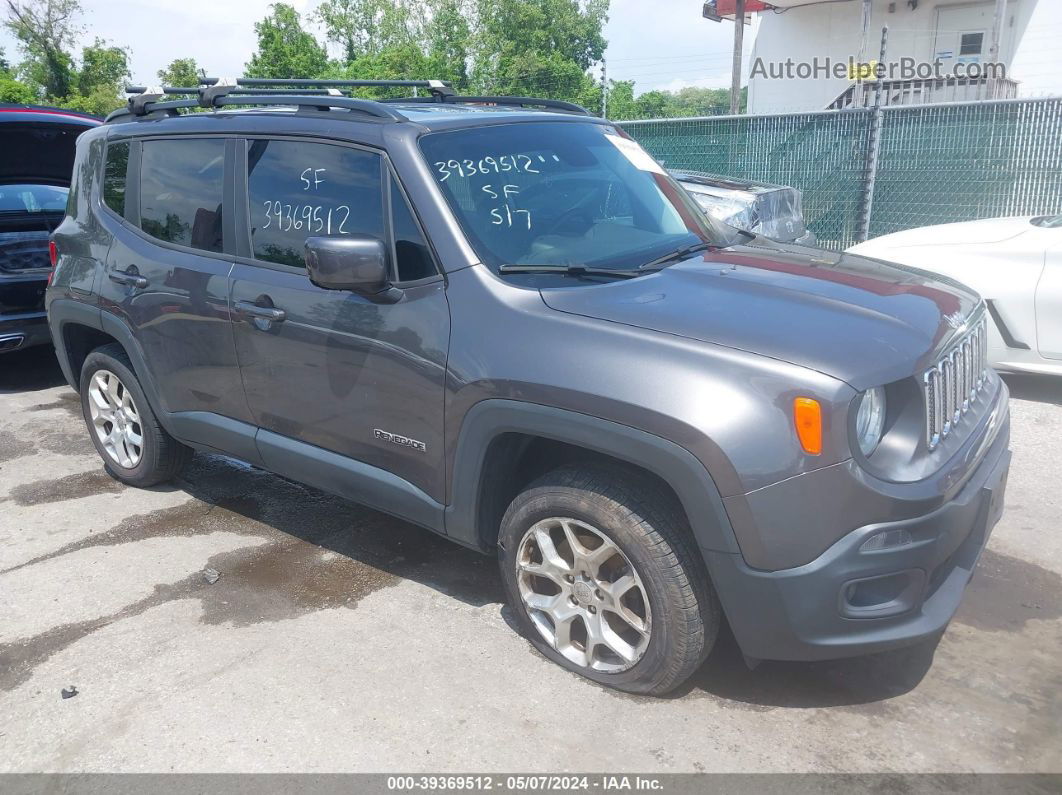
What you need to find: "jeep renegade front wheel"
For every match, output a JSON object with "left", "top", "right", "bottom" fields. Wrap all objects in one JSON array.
[
  {"left": 79, "top": 344, "right": 191, "bottom": 487},
  {"left": 498, "top": 464, "right": 720, "bottom": 695}
]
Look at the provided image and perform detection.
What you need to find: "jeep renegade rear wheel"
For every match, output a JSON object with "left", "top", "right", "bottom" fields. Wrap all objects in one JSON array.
[
  {"left": 79, "top": 344, "right": 191, "bottom": 487},
  {"left": 498, "top": 464, "right": 719, "bottom": 695}
]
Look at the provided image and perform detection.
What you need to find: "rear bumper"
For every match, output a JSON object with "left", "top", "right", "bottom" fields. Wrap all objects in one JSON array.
[
  {"left": 2, "top": 270, "right": 50, "bottom": 351},
  {"left": 0, "top": 310, "right": 50, "bottom": 352},
  {"left": 707, "top": 406, "right": 1011, "bottom": 662}
]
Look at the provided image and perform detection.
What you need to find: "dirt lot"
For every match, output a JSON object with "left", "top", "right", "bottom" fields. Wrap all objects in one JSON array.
[{"left": 0, "top": 346, "right": 1059, "bottom": 774}]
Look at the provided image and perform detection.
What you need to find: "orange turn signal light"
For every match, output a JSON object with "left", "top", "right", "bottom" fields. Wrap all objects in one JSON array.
[{"left": 793, "top": 397, "right": 822, "bottom": 455}]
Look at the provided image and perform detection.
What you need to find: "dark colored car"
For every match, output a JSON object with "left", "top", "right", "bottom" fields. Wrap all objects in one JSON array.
[
  {"left": 0, "top": 105, "right": 99, "bottom": 354},
  {"left": 47, "top": 80, "right": 1010, "bottom": 695},
  {"left": 671, "top": 170, "right": 817, "bottom": 246}
]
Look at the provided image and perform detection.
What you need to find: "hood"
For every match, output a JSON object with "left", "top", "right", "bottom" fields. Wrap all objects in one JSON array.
[
  {"left": 539, "top": 239, "right": 981, "bottom": 390},
  {"left": 0, "top": 109, "right": 99, "bottom": 185},
  {"left": 850, "top": 217, "right": 1034, "bottom": 253}
]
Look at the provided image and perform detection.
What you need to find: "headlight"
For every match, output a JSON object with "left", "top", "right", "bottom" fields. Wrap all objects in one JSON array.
[
  {"left": 854, "top": 386, "right": 886, "bottom": 456},
  {"left": 691, "top": 194, "right": 757, "bottom": 232}
]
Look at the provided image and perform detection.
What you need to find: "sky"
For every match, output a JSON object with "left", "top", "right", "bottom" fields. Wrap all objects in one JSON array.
[
  {"left": 0, "top": 0, "right": 753, "bottom": 94},
  {"left": 603, "top": 0, "right": 758, "bottom": 93},
  {"left": 0, "top": 0, "right": 1057, "bottom": 97}
]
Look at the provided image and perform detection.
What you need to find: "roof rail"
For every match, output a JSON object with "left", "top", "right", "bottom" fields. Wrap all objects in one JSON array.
[
  {"left": 126, "top": 77, "right": 452, "bottom": 93},
  {"left": 112, "top": 76, "right": 452, "bottom": 122},
  {"left": 385, "top": 94, "right": 591, "bottom": 115},
  {"left": 106, "top": 94, "right": 408, "bottom": 123},
  {"left": 112, "top": 77, "right": 590, "bottom": 122}
]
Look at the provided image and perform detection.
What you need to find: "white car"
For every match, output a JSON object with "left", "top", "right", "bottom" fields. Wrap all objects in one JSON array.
[{"left": 849, "top": 215, "right": 1062, "bottom": 376}]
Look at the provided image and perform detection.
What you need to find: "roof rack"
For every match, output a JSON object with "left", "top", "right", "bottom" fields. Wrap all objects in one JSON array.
[
  {"left": 109, "top": 77, "right": 591, "bottom": 123},
  {"left": 111, "top": 77, "right": 455, "bottom": 123},
  {"left": 125, "top": 77, "right": 452, "bottom": 93},
  {"left": 384, "top": 94, "right": 590, "bottom": 115}
]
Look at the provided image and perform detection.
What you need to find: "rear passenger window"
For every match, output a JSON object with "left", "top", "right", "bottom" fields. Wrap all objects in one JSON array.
[
  {"left": 102, "top": 141, "right": 129, "bottom": 217},
  {"left": 247, "top": 139, "right": 383, "bottom": 268},
  {"left": 139, "top": 138, "right": 225, "bottom": 254},
  {"left": 390, "top": 175, "right": 436, "bottom": 281}
]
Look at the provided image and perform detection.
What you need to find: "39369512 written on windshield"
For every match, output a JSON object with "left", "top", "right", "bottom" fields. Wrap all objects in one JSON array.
[{"left": 418, "top": 122, "right": 722, "bottom": 272}]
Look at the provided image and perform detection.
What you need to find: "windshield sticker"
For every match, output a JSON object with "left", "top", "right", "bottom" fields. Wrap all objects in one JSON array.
[{"left": 604, "top": 134, "right": 665, "bottom": 175}]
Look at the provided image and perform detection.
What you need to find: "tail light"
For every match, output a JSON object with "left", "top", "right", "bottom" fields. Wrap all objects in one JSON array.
[{"left": 47, "top": 239, "right": 58, "bottom": 285}]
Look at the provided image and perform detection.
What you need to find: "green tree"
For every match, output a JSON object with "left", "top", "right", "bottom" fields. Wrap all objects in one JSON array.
[
  {"left": 0, "top": 71, "right": 35, "bottom": 103},
  {"left": 315, "top": 0, "right": 393, "bottom": 62},
  {"left": 425, "top": 0, "right": 470, "bottom": 87},
  {"left": 50, "top": 38, "right": 129, "bottom": 117},
  {"left": 0, "top": 45, "right": 35, "bottom": 103},
  {"left": 472, "top": 0, "right": 607, "bottom": 97},
  {"left": 75, "top": 38, "right": 127, "bottom": 96},
  {"left": 157, "top": 57, "right": 202, "bottom": 87},
  {"left": 4, "top": 0, "right": 81, "bottom": 98},
  {"left": 314, "top": 0, "right": 469, "bottom": 86},
  {"left": 245, "top": 3, "right": 328, "bottom": 79}
]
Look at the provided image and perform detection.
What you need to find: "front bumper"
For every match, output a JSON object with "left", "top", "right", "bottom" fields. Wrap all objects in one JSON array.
[{"left": 706, "top": 404, "right": 1011, "bottom": 662}]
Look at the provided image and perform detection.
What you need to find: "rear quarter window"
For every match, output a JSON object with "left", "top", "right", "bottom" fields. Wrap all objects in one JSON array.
[
  {"left": 102, "top": 141, "right": 130, "bottom": 217},
  {"left": 139, "top": 138, "right": 225, "bottom": 254}
]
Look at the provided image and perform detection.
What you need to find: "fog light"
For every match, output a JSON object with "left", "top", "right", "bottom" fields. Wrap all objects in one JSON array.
[
  {"left": 860, "top": 528, "right": 914, "bottom": 552},
  {"left": 839, "top": 568, "right": 926, "bottom": 618}
]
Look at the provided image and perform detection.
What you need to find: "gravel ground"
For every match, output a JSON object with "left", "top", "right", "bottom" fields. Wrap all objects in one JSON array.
[{"left": 0, "top": 346, "right": 1059, "bottom": 774}]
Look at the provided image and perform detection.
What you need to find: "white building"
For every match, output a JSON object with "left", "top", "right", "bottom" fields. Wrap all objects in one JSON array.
[{"left": 746, "top": 0, "right": 1047, "bottom": 114}]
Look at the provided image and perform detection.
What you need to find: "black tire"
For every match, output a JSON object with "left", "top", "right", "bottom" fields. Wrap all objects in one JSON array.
[
  {"left": 79, "top": 343, "right": 191, "bottom": 487},
  {"left": 498, "top": 463, "right": 720, "bottom": 695}
]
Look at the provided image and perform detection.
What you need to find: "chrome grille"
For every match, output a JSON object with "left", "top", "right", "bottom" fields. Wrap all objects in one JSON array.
[{"left": 922, "top": 315, "right": 988, "bottom": 450}]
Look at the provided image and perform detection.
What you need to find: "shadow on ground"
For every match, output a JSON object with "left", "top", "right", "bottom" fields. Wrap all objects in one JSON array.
[
  {"left": 0, "top": 346, "right": 66, "bottom": 393},
  {"left": 678, "top": 625, "right": 939, "bottom": 709},
  {"left": 1002, "top": 373, "right": 1062, "bottom": 406}
]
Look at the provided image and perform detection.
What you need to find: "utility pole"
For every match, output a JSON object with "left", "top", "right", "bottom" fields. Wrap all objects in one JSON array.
[
  {"left": 857, "top": 26, "right": 888, "bottom": 244},
  {"left": 601, "top": 58, "right": 608, "bottom": 118},
  {"left": 730, "top": 0, "right": 746, "bottom": 114},
  {"left": 857, "top": 0, "right": 873, "bottom": 65},
  {"left": 988, "top": 0, "right": 1008, "bottom": 64}
]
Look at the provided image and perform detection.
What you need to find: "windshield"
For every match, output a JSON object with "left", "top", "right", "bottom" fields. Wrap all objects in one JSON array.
[
  {"left": 419, "top": 121, "right": 729, "bottom": 271},
  {"left": 0, "top": 183, "right": 69, "bottom": 213}
]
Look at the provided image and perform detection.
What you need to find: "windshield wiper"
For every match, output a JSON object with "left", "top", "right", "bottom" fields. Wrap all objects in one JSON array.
[
  {"left": 637, "top": 241, "right": 714, "bottom": 270},
  {"left": 498, "top": 264, "right": 643, "bottom": 279}
]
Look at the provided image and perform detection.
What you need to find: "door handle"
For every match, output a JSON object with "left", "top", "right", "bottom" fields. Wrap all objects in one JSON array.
[
  {"left": 235, "top": 299, "right": 286, "bottom": 323},
  {"left": 109, "top": 270, "right": 149, "bottom": 289}
]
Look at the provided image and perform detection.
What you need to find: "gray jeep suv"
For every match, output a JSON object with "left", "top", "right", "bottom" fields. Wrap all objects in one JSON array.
[{"left": 46, "top": 79, "right": 1011, "bottom": 695}]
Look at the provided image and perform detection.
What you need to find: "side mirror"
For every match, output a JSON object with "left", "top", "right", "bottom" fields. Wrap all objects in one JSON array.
[{"left": 304, "top": 235, "right": 402, "bottom": 302}]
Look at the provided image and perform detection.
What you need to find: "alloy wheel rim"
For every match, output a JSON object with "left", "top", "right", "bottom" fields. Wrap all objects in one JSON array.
[
  {"left": 87, "top": 369, "right": 143, "bottom": 469},
  {"left": 516, "top": 517, "right": 652, "bottom": 672}
]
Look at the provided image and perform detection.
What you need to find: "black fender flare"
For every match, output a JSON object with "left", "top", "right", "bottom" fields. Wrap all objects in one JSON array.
[
  {"left": 47, "top": 297, "right": 100, "bottom": 390},
  {"left": 48, "top": 299, "right": 169, "bottom": 419},
  {"left": 444, "top": 399, "right": 741, "bottom": 556}
]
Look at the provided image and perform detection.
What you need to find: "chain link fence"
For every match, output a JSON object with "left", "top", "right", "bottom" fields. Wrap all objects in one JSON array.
[{"left": 619, "top": 97, "right": 1062, "bottom": 250}]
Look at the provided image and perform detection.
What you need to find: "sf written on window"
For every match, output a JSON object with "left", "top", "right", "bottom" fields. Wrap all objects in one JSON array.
[
  {"left": 247, "top": 139, "right": 384, "bottom": 269},
  {"left": 246, "top": 140, "right": 437, "bottom": 282}
]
